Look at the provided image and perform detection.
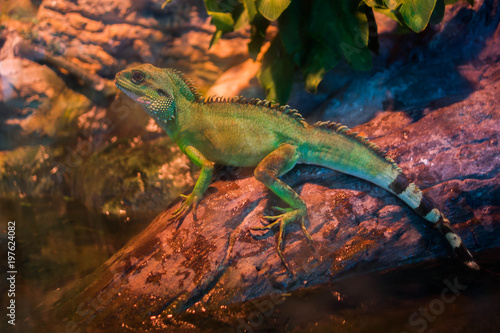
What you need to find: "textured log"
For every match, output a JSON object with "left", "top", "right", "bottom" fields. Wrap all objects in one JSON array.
[{"left": 53, "top": 75, "right": 499, "bottom": 330}]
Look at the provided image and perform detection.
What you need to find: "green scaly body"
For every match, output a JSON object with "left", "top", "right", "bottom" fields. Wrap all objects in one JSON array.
[{"left": 115, "top": 64, "right": 479, "bottom": 271}]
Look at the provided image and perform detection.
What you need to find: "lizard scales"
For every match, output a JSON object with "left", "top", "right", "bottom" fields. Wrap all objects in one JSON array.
[{"left": 115, "top": 64, "right": 479, "bottom": 271}]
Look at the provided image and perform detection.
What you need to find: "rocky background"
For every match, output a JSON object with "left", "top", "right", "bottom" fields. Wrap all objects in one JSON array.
[
  {"left": 0, "top": 0, "right": 499, "bottom": 332},
  {"left": 0, "top": 0, "right": 254, "bottom": 217}
]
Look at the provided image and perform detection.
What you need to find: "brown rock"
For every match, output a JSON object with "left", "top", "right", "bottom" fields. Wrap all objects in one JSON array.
[
  {"left": 0, "top": 58, "right": 92, "bottom": 144},
  {"left": 31, "top": 0, "right": 249, "bottom": 85},
  {"left": 36, "top": 0, "right": 498, "bottom": 330},
  {"left": 66, "top": 12, "right": 105, "bottom": 32},
  {"left": 53, "top": 46, "right": 499, "bottom": 333}
]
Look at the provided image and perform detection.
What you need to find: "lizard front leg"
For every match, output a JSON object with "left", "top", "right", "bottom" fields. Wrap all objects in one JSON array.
[
  {"left": 251, "top": 143, "right": 313, "bottom": 270},
  {"left": 169, "top": 146, "right": 214, "bottom": 222}
]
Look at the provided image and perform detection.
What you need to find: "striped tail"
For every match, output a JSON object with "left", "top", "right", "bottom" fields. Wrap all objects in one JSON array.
[
  {"left": 387, "top": 172, "right": 479, "bottom": 270},
  {"left": 309, "top": 121, "right": 479, "bottom": 270}
]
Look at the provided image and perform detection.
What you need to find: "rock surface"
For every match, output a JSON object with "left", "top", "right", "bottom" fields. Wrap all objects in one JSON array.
[
  {"left": 51, "top": 4, "right": 500, "bottom": 326},
  {"left": 52, "top": 88, "right": 498, "bottom": 330},
  {"left": 33, "top": 0, "right": 249, "bottom": 85},
  {"left": 304, "top": 0, "right": 500, "bottom": 127},
  {"left": 1, "top": 0, "right": 498, "bottom": 330},
  {"left": 1, "top": 0, "right": 252, "bottom": 214}
]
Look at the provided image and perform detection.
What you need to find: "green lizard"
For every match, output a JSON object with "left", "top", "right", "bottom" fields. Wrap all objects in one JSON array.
[{"left": 115, "top": 64, "right": 479, "bottom": 271}]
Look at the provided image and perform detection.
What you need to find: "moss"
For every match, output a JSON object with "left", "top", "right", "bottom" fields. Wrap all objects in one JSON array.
[
  {"left": 0, "top": 0, "right": 37, "bottom": 21},
  {"left": 0, "top": 145, "right": 58, "bottom": 198},
  {"left": 22, "top": 87, "right": 92, "bottom": 139},
  {"left": 77, "top": 136, "right": 197, "bottom": 215}
]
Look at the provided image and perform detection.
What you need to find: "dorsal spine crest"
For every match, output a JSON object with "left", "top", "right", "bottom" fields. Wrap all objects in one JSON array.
[
  {"left": 166, "top": 69, "right": 203, "bottom": 101},
  {"left": 198, "top": 95, "right": 308, "bottom": 127},
  {"left": 313, "top": 121, "right": 402, "bottom": 172}
]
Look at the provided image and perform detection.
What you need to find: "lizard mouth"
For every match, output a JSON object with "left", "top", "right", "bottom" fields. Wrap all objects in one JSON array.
[{"left": 115, "top": 79, "right": 152, "bottom": 105}]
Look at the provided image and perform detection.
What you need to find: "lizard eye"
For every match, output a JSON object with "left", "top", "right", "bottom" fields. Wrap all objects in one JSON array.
[
  {"left": 131, "top": 71, "right": 145, "bottom": 84},
  {"left": 157, "top": 89, "right": 170, "bottom": 98}
]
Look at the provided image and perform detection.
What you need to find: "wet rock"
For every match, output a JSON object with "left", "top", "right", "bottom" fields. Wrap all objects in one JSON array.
[
  {"left": 0, "top": 0, "right": 250, "bottom": 214},
  {"left": 32, "top": 0, "right": 249, "bottom": 84},
  {"left": 75, "top": 136, "right": 198, "bottom": 216},
  {"left": 0, "top": 145, "right": 62, "bottom": 198},
  {"left": 206, "top": 59, "right": 262, "bottom": 98},
  {"left": 53, "top": 66, "right": 499, "bottom": 331},
  {"left": 0, "top": 58, "right": 92, "bottom": 148},
  {"left": 0, "top": 56, "right": 199, "bottom": 213},
  {"left": 0, "top": 58, "right": 96, "bottom": 198},
  {"left": 47, "top": 1, "right": 499, "bottom": 329},
  {"left": 2, "top": 0, "right": 499, "bottom": 331},
  {"left": 309, "top": 0, "right": 499, "bottom": 127}
]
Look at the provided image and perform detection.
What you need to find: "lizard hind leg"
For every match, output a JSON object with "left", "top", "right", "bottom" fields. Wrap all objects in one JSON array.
[{"left": 251, "top": 143, "right": 313, "bottom": 270}]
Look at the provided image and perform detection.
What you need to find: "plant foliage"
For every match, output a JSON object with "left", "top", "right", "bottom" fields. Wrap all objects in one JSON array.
[{"left": 164, "top": 0, "right": 473, "bottom": 104}]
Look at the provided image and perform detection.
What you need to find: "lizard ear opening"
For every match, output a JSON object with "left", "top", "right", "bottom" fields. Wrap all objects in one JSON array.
[{"left": 157, "top": 89, "right": 171, "bottom": 98}]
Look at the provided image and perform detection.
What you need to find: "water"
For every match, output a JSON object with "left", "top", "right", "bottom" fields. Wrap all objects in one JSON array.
[
  {"left": 0, "top": 197, "right": 152, "bottom": 332},
  {"left": 1, "top": 197, "right": 499, "bottom": 332}
]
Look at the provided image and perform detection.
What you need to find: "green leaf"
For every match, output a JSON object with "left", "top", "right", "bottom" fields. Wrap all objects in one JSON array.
[
  {"left": 245, "top": 0, "right": 267, "bottom": 59},
  {"left": 257, "top": 0, "right": 292, "bottom": 21},
  {"left": 205, "top": 0, "right": 221, "bottom": 11},
  {"left": 278, "top": 0, "right": 307, "bottom": 66},
  {"left": 234, "top": 6, "right": 250, "bottom": 30},
  {"left": 429, "top": 0, "right": 445, "bottom": 24},
  {"left": 309, "top": 0, "right": 372, "bottom": 71},
  {"left": 445, "top": 0, "right": 474, "bottom": 5},
  {"left": 372, "top": 7, "right": 401, "bottom": 22},
  {"left": 258, "top": 37, "right": 295, "bottom": 103},
  {"left": 363, "top": 0, "right": 385, "bottom": 7},
  {"left": 363, "top": 5, "right": 380, "bottom": 54},
  {"left": 302, "top": 41, "right": 340, "bottom": 93},
  {"left": 209, "top": 29, "right": 224, "bottom": 48},
  {"left": 244, "top": 0, "right": 258, "bottom": 21},
  {"left": 279, "top": 0, "right": 341, "bottom": 92},
  {"left": 208, "top": 11, "right": 235, "bottom": 31},
  {"left": 204, "top": 0, "right": 239, "bottom": 32},
  {"left": 383, "top": 0, "right": 404, "bottom": 10},
  {"left": 399, "top": 0, "right": 437, "bottom": 32},
  {"left": 161, "top": 0, "right": 174, "bottom": 9},
  {"left": 247, "top": 15, "right": 269, "bottom": 59}
]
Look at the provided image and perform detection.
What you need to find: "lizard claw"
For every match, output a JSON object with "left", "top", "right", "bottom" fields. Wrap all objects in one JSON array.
[
  {"left": 168, "top": 193, "right": 200, "bottom": 223},
  {"left": 251, "top": 219, "right": 281, "bottom": 230},
  {"left": 257, "top": 206, "right": 294, "bottom": 222},
  {"left": 192, "top": 201, "right": 199, "bottom": 220},
  {"left": 271, "top": 206, "right": 292, "bottom": 213},
  {"left": 261, "top": 215, "right": 281, "bottom": 222},
  {"left": 251, "top": 207, "right": 313, "bottom": 270}
]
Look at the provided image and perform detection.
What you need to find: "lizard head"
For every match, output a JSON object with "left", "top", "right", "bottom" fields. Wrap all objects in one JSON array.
[{"left": 115, "top": 64, "right": 179, "bottom": 124}]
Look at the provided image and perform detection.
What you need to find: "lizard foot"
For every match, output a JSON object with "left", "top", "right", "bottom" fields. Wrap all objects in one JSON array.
[
  {"left": 251, "top": 207, "right": 313, "bottom": 270},
  {"left": 168, "top": 193, "right": 200, "bottom": 223}
]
